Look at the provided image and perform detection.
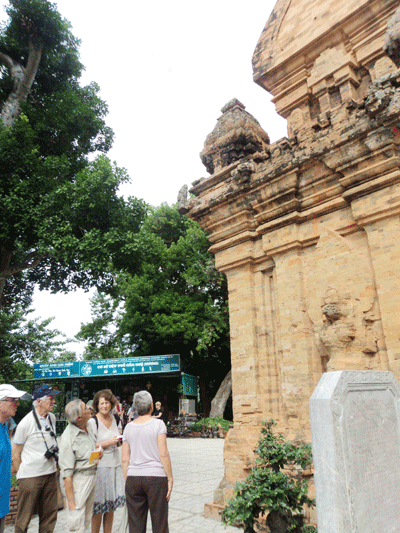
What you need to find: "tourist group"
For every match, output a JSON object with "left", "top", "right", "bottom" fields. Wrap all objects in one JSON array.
[{"left": 0, "top": 384, "right": 173, "bottom": 533}]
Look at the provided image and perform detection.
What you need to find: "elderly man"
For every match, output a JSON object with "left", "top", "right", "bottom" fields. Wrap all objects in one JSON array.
[
  {"left": 59, "top": 399, "right": 102, "bottom": 533},
  {"left": 0, "top": 385, "right": 29, "bottom": 533},
  {"left": 12, "top": 385, "right": 60, "bottom": 533}
]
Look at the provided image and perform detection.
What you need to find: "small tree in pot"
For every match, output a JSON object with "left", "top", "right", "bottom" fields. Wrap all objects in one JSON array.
[{"left": 221, "top": 420, "right": 317, "bottom": 533}]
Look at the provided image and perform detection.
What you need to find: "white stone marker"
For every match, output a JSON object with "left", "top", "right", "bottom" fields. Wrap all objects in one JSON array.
[{"left": 309, "top": 371, "right": 400, "bottom": 533}]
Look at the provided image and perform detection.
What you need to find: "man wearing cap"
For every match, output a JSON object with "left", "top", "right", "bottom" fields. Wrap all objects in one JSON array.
[
  {"left": 0, "top": 385, "right": 28, "bottom": 533},
  {"left": 12, "top": 385, "right": 60, "bottom": 533}
]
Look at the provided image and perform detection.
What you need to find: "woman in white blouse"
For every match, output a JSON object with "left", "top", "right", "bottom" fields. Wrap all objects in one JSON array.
[{"left": 88, "top": 389, "right": 125, "bottom": 533}]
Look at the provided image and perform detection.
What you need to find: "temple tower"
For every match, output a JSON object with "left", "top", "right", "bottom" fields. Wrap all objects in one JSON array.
[{"left": 182, "top": 0, "right": 400, "bottom": 515}]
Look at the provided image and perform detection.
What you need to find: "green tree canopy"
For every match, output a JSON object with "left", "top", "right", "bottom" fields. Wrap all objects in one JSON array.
[
  {"left": 0, "top": 0, "right": 147, "bottom": 307},
  {"left": 120, "top": 206, "right": 229, "bottom": 361},
  {"left": 0, "top": 303, "right": 75, "bottom": 382},
  {"left": 76, "top": 291, "right": 130, "bottom": 360},
  {"left": 78, "top": 204, "right": 231, "bottom": 414}
]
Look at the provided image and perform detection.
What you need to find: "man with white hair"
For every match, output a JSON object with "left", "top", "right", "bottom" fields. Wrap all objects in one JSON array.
[
  {"left": 0, "top": 384, "right": 29, "bottom": 533},
  {"left": 59, "top": 399, "right": 103, "bottom": 533},
  {"left": 12, "top": 384, "right": 60, "bottom": 533}
]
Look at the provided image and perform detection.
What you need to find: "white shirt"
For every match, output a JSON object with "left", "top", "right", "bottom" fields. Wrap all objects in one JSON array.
[
  {"left": 87, "top": 416, "right": 122, "bottom": 469},
  {"left": 14, "top": 410, "right": 58, "bottom": 479}
]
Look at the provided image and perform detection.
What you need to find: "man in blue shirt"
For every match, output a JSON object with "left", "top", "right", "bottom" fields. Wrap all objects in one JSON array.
[{"left": 0, "top": 385, "right": 29, "bottom": 533}]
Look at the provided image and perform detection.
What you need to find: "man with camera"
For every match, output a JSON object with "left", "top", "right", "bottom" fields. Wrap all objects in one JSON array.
[
  {"left": 59, "top": 399, "right": 103, "bottom": 533},
  {"left": 12, "top": 385, "right": 60, "bottom": 533}
]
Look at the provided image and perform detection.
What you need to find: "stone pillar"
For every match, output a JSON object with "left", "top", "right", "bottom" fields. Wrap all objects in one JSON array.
[
  {"left": 310, "top": 370, "right": 400, "bottom": 533},
  {"left": 212, "top": 250, "right": 267, "bottom": 504},
  {"left": 253, "top": 266, "right": 281, "bottom": 423},
  {"left": 225, "top": 262, "right": 263, "bottom": 424}
]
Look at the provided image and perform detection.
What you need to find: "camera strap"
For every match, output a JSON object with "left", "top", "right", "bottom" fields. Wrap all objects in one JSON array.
[{"left": 32, "top": 408, "right": 58, "bottom": 463}]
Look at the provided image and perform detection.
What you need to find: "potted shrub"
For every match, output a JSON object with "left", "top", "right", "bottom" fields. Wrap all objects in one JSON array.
[{"left": 221, "top": 420, "right": 317, "bottom": 533}]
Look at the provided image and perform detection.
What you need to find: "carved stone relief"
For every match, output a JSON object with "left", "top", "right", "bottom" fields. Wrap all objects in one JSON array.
[
  {"left": 305, "top": 228, "right": 380, "bottom": 371},
  {"left": 231, "top": 160, "right": 255, "bottom": 185},
  {"left": 177, "top": 184, "right": 189, "bottom": 214}
]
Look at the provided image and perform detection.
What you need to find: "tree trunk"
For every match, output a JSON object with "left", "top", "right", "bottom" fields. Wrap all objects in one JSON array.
[
  {"left": 0, "top": 40, "right": 43, "bottom": 127},
  {"left": 199, "top": 378, "right": 211, "bottom": 417},
  {"left": 210, "top": 370, "right": 232, "bottom": 418},
  {"left": 0, "top": 246, "right": 13, "bottom": 309},
  {"left": 0, "top": 40, "right": 44, "bottom": 304},
  {"left": 0, "top": 248, "right": 45, "bottom": 308},
  {"left": 266, "top": 510, "right": 304, "bottom": 533}
]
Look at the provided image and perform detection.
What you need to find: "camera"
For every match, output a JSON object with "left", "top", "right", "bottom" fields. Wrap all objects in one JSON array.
[{"left": 44, "top": 445, "right": 59, "bottom": 462}]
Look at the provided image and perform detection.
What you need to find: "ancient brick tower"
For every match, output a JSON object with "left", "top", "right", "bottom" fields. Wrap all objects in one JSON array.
[{"left": 181, "top": 0, "right": 400, "bottom": 513}]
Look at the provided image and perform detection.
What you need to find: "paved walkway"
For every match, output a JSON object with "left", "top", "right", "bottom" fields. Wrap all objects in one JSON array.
[{"left": 6, "top": 438, "right": 243, "bottom": 533}]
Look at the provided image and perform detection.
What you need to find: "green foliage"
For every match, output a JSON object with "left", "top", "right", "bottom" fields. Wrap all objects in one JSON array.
[
  {"left": 77, "top": 291, "right": 131, "bottom": 360},
  {"left": 0, "top": 121, "right": 148, "bottom": 292},
  {"left": 1, "top": 261, "right": 35, "bottom": 310},
  {"left": 4, "top": 0, "right": 76, "bottom": 54},
  {"left": 221, "top": 420, "right": 316, "bottom": 533},
  {"left": 0, "top": 0, "right": 146, "bottom": 305},
  {"left": 0, "top": 0, "right": 84, "bottom": 106},
  {"left": 192, "top": 417, "right": 232, "bottom": 432},
  {"left": 77, "top": 204, "right": 231, "bottom": 408},
  {"left": 0, "top": 304, "right": 74, "bottom": 381},
  {"left": 118, "top": 204, "right": 229, "bottom": 361},
  {"left": 118, "top": 205, "right": 231, "bottom": 398}
]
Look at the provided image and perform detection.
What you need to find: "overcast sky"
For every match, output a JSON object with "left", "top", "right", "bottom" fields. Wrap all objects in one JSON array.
[{"left": 1, "top": 0, "right": 288, "bottom": 355}]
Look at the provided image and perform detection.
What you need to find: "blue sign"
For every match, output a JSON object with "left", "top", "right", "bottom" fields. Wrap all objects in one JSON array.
[
  {"left": 33, "top": 361, "right": 80, "bottom": 379},
  {"left": 33, "top": 354, "right": 180, "bottom": 380}
]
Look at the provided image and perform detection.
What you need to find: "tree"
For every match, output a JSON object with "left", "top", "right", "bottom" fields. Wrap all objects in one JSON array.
[
  {"left": 120, "top": 204, "right": 231, "bottom": 414},
  {"left": 76, "top": 291, "right": 131, "bottom": 360},
  {"left": 0, "top": 304, "right": 75, "bottom": 382},
  {"left": 0, "top": 0, "right": 147, "bottom": 306},
  {"left": 210, "top": 369, "right": 232, "bottom": 418},
  {"left": 77, "top": 204, "right": 232, "bottom": 416},
  {"left": 0, "top": 249, "right": 77, "bottom": 381}
]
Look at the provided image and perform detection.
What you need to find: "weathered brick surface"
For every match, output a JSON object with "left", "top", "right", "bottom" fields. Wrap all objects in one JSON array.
[
  {"left": 184, "top": 0, "right": 400, "bottom": 518},
  {"left": 253, "top": 0, "right": 399, "bottom": 123},
  {"left": 6, "top": 486, "right": 18, "bottom": 524}
]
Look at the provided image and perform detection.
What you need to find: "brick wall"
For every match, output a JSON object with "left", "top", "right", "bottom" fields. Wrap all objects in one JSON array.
[{"left": 6, "top": 486, "right": 18, "bottom": 524}]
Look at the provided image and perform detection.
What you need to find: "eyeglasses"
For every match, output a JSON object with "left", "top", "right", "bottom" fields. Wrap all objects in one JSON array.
[{"left": 2, "top": 398, "right": 19, "bottom": 404}]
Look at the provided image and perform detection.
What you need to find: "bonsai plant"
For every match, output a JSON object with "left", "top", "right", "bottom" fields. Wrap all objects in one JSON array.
[{"left": 221, "top": 420, "right": 316, "bottom": 533}]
